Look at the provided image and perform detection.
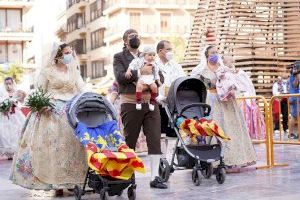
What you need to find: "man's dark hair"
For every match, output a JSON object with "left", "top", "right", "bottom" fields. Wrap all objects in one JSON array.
[
  {"left": 4, "top": 77, "right": 13, "bottom": 83},
  {"left": 122, "top": 29, "right": 138, "bottom": 49},
  {"left": 156, "top": 40, "right": 170, "bottom": 53},
  {"left": 122, "top": 29, "right": 138, "bottom": 42}
]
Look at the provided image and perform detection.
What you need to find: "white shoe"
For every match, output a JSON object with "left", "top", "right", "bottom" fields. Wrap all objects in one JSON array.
[
  {"left": 136, "top": 103, "right": 142, "bottom": 110},
  {"left": 274, "top": 130, "right": 280, "bottom": 134},
  {"left": 149, "top": 103, "right": 155, "bottom": 111}
]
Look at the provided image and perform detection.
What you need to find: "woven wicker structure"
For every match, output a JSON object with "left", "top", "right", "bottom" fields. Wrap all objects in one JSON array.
[{"left": 183, "top": 0, "right": 300, "bottom": 97}]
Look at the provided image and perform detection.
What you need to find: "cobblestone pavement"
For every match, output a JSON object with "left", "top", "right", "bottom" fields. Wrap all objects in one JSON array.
[{"left": 1, "top": 141, "right": 300, "bottom": 200}]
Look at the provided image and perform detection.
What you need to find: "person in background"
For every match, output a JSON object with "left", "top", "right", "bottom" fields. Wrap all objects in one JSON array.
[
  {"left": 0, "top": 77, "right": 26, "bottom": 160},
  {"left": 272, "top": 75, "right": 289, "bottom": 134},
  {"left": 223, "top": 55, "right": 265, "bottom": 140},
  {"left": 155, "top": 40, "right": 186, "bottom": 158},
  {"left": 287, "top": 62, "right": 300, "bottom": 139}
]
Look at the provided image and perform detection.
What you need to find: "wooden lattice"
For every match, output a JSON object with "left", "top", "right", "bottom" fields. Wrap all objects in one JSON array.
[{"left": 182, "top": 0, "right": 300, "bottom": 97}]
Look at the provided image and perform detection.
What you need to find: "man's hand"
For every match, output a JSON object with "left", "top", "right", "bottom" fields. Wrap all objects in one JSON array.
[
  {"left": 140, "top": 63, "right": 153, "bottom": 75},
  {"left": 125, "top": 70, "right": 132, "bottom": 79}
]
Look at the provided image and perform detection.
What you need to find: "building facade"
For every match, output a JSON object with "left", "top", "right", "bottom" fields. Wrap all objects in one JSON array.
[
  {"left": 61, "top": 0, "right": 197, "bottom": 91},
  {"left": 0, "top": 0, "right": 35, "bottom": 84}
]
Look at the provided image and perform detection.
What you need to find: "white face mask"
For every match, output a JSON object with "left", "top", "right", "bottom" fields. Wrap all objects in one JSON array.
[{"left": 165, "top": 52, "right": 173, "bottom": 61}]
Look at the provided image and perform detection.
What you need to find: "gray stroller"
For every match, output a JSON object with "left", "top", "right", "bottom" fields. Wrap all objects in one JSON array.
[
  {"left": 67, "top": 92, "right": 137, "bottom": 200},
  {"left": 159, "top": 77, "right": 226, "bottom": 186}
]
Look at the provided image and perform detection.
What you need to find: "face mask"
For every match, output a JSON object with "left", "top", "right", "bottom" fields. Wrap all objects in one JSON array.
[
  {"left": 208, "top": 53, "right": 219, "bottom": 64},
  {"left": 129, "top": 36, "right": 140, "bottom": 49},
  {"left": 62, "top": 54, "right": 73, "bottom": 65},
  {"left": 165, "top": 52, "right": 173, "bottom": 61}
]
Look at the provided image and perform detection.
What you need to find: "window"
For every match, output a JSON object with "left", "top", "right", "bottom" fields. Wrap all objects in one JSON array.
[
  {"left": 91, "top": 29, "right": 104, "bottom": 50},
  {"left": 8, "top": 43, "right": 22, "bottom": 63},
  {"left": 69, "top": 39, "right": 86, "bottom": 54},
  {"left": 67, "top": 13, "right": 83, "bottom": 32},
  {"left": 0, "top": 42, "right": 7, "bottom": 63},
  {"left": 67, "top": 0, "right": 76, "bottom": 8},
  {"left": 0, "top": 42, "right": 22, "bottom": 63},
  {"left": 80, "top": 64, "right": 87, "bottom": 79},
  {"left": 0, "top": 9, "right": 22, "bottom": 32},
  {"left": 129, "top": 12, "right": 141, "bottom": 31},
  {"left": 91, "top": 60, "right": 106, "bottom": 78},
  {"left": 160, "top": 13, "right": 171, "bottom": 33},
  {"left": 90, "top": 0, "right": 103, "bottom": 21}
]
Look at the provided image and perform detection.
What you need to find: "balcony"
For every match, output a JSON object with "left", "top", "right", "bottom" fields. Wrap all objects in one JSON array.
[
  {"left": 104, "top": 0, "right": 150, "bottom": 15},
  {"left": 66, "top": 0, "right": 87, "bottom": 18},
  {"left": 0, "top": 0, "right": 34, "bottom": 13},
  {"left": 103, "top": 0, "right": 198, "bottom": 15},
  {"left": 0, "top": 27, "right": 34, "bottom": 41}
]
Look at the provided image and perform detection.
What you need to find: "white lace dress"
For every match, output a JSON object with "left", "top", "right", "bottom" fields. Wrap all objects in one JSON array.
[
  {"left": 0, "top": 88, "right": 26, "bottom": 158},
  {"left": 11, "top": 66, "right": 88, "bottom": 190}
]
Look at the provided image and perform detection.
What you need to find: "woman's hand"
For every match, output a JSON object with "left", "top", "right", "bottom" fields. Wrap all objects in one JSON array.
[{"left": 38, "top": 106, "right": 52, "bottom": 117}]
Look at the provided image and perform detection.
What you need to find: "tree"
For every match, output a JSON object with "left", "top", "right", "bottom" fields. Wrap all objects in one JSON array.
[
  {"left": 160, "top": 34, "right": 187, "bottom": 63},
  {"left": 0, "top": 63, "right": 24, "bottom": 84}
]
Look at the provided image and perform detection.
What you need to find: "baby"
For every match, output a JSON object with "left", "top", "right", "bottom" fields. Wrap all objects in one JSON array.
[
  {"left": 125, "top": 46, "right": 161, "bottom": 111},
  {"left": 215, "top": 56, "right": 239, "bottom": 101}
]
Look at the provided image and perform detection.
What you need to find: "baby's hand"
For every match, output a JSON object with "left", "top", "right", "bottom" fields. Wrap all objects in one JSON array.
[
  {"left": 157, "top": 80, "right": 162, "bottom": 87},
  {"left": 125, "top": 70, "right": 132, "bottom": 79}
]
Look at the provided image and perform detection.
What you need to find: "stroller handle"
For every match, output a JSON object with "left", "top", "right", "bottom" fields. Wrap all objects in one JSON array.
[{"left": 179, "top": 103, "right": 211, "bottom": 117}]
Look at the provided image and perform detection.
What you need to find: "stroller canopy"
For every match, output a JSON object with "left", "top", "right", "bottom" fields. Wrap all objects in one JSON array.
[
  {"left": 67, "top": 92, "right": 117, "bottom": 129},
  {"left": 167, "top": 77, "right": 207, "bottom": 118}
]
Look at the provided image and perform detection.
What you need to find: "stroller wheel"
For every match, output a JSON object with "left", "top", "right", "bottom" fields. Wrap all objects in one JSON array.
[
  {"left": 192, "top": 168, "right": 201, "bottom": 186},
  {"left": 216, "top": 168, "right": 226, "bottom": 184},
  {"left": 127, "top": 186, "right": 136, "bottom": 200},
  {"left": 74, "top": 185, "right": 82, "bottom": 200},
  {"left": 201, "top": 163, "right": 213, "bottom": 179},
  {"left": 100, "top": 189, "right": 108, "bottom": 200},
  {"left": 159, "top": 158, "right": 171, "bottom": 182}
]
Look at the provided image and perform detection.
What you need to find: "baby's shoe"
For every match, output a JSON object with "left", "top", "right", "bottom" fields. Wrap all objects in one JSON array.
[
  {"left": 149, "top": 103, "right": 155, "bottom": 111},
  {"left": 136, "top": 103, "right": 142, "bottom": 110}
]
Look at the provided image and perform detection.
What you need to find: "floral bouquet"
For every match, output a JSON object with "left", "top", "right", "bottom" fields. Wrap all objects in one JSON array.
[
  {"left": 25, "top": 87, "right": 53, "bottom": 113},
  {"left": 0, "top": 99, "right": 12, "bottom": 114}
]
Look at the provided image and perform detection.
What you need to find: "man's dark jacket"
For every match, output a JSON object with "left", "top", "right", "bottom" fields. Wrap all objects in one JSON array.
[{"left": 113, "top": 48, "right": 163, "bottom": 94}]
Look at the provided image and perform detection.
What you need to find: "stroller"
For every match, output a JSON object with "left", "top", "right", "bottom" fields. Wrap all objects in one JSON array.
[
  {"left": 67, "top": 92, "right": 138, "bottom": 200},
  {"left": 159, "top": 77, "right": 226, "bottom": 186}
]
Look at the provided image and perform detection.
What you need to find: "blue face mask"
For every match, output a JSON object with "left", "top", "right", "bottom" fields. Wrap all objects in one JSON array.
[
  {"left": 208, "top": 53, "right": 219, "bottom": 64},
  {"left": 63, "top": 54, "right": 72, "bottom": 65}
]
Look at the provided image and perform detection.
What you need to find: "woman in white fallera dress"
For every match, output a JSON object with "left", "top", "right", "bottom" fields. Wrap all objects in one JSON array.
[
  {"left": 0, "top": 77, "right": 26, "bottom": 159},
  {"left": 11, "top": 43, "right": 87, "bottom": 196}
]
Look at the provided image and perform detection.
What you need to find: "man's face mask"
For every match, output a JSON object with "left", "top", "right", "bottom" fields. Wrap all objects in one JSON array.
[{"left": 129, "top": 35, "right": 140, "bottom": 49}]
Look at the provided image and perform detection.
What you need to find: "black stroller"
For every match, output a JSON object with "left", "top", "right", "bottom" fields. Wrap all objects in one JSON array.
[
  {"left": 159, "top": 77, "right": 226, "bottom": 186},
  {"left": 67, "top": 92, "right": 136, "bottom": 200}
]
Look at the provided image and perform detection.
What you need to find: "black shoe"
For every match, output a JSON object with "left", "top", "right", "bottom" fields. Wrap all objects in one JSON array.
[
  {"left": 288, "top": 133, "right": 298, "bottom": 139},
  {"left": 150, "top": 177, "right": 168, "bottom": 189}
]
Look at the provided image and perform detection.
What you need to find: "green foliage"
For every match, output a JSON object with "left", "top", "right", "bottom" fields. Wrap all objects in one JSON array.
[
  {"left": 0, "top": 99, "right": 12, "bottom": 113},
  {"left": 0, "top": 63, "right": 24, "bottom": 83},
  {"left": 25, "top": 87, "right": 53, "bottom": 113}
]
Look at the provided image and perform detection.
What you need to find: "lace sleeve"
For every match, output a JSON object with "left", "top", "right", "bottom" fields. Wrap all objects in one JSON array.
[
  {"left": 75, "top": 69, "right": 87, "bottom": 93},
  {"left": 35, "top": 69, "right": 49, "bottom": 92}
]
